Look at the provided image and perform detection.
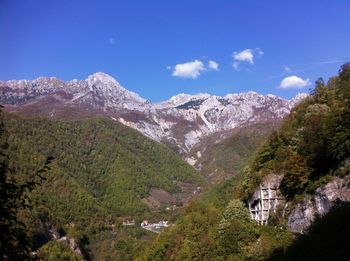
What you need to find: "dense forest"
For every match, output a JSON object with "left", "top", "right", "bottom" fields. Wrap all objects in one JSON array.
[
  {"left": 139, "top": 64, "right": 350, "bottom": 260},
  {"left": 0, "top": 113, "right": 204, "bottom": 259}
]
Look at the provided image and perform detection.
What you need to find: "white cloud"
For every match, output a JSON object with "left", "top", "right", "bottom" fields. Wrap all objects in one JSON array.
[
  {"left": 166, "top": 65, "right": 172, "bottom": 70},
  {"left": 208, "top": 60, "right": 219, "bottom": 71},
  {"left": 171, "top": 59, "right": 219, "bottom": 79},
  {"left": 109, "top": 38, "right": 115, "bottom": 45},
  {"left": 232, "top": 48, "right": 263, "bottom": 70},
  {"left": 280, "top": 75, "right": 311, "bottom": 89},
  {"left": 172, "top": 60, "right": 205, "bottom": 79},
  {"left": 233, "top": 49, "right": 254, "bottom": 64}
]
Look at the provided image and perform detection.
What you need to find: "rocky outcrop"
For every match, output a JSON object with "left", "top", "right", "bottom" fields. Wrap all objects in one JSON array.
[
  {"left": 31, "top": 220, "right": 62, "bottom": 251},
  {"left": 287, "top": 175, "right": 350, "bottom": 233},
  {"left": 67, "top": 237, "right": 84, "bottom": 257},
  {"left": 248, "top": 174, "right": 350, "bottom": 231},
  {"left": 56, "top": 236, "right": 88, "bottom": 260},
  {"left": 249, "top": 174, "right": 284, "bottom": 200},
  {"left": 248, "top": 174, "right": 285, "bottom": 224},
  {"left": 31, "top": 219, "right": 88, "bottom": 259}
]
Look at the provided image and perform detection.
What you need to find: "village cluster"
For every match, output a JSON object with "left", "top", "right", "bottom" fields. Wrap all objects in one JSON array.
[{"left": 122, "top": 219, "right": 169, "bottom": 233}]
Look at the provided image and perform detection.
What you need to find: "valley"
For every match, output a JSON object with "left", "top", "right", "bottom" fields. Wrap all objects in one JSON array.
[
  {"left": 1, "top": 66, "right": 349, "bottom": 260},
  {"left": 2, "top": 2, "right": 350, "bottom": 260}
]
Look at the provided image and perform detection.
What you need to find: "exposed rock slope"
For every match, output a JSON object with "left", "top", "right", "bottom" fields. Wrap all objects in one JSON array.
[
  {"left": 0, "top": 72, "right": 307, "bottom": 154},
  {"left": 288, "top": 175, "right": 350, "bottom": 233},
  {"left": 249, "top": 174, "right": 350, "bottom": 233}
]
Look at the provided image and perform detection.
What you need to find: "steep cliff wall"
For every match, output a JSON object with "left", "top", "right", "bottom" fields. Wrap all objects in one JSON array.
[
  {"left": 287, "top": 175, "right": 350, "bottom": 233},
  {"left": 249, "top": 175, "right": 350, "bottom": 233}
]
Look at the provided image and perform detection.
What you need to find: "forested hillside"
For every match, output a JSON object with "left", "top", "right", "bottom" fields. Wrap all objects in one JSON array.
[
  {"left": 188, "top": 122, "right": 278, "bottom": 184},
  {"left": 139, "top": 64, "right": 350, "bottom": 260},
  {"left": 2, "top": 114, "right": 204, "bottom": 260},
  {"left": 251, "top": 63, "right": 350, "bottom": 200}
]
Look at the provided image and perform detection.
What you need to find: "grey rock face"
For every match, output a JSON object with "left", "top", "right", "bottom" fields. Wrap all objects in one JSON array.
[
  {"left": 287, "top": 175, "right": 350, "bottom": 233},
  {"left": 249, "top": 174, "right": 350, "bottom": 231},
  {"left": 249, "top": 174, "right": 284, "bottom": 204},
  {"left": 248, "top": 174, "right": 285, "bottom": 224}
]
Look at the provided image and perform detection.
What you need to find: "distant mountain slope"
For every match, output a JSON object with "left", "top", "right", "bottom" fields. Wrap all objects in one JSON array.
[
  {"left": 186, "top": 122, "right": 279, "bottom": 184},
  {"left": 4, "top": 113, "right": 204, "bottom": 259},
  {"left": 0, "top": 73, "right": 307, "bottom": 154}
]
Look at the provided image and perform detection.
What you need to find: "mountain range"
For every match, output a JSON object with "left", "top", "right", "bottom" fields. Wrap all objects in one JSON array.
[
  {"left": 2, "top": 64, "right": 350, "bottom": 261},
  {"left": 0, "top": 72, "right": 307, "bottom": 155}
]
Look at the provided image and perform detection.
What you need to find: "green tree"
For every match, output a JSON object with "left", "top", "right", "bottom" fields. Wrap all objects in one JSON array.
[
  {"left": 217, "top": 199, "right": 258, "bottom": 257},
  {"left": 0, "top": 107, "right": 52, "bottom": 260},
  {"left": 280, "top": 148, "right": 309, "bottom": 199},
  {"left": 36, "top": 241, "right": 83, "bottom": 261},
  {"left": 329, "top": 63, "right": 350, "bottom": 165},
  {"left": 298, "top": 103, "right": 331, "bottom": 177}
]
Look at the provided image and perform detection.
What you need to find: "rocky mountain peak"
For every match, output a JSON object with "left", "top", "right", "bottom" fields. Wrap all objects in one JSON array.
[
  {"left": 87, "top": 72, "right": 122, "bottom": 89},
  {"left": 156, "top": 93, "right": 211, "bottom": 109},
  {"left": 0, "top": 72, "right": 308, "bottom": 154}
]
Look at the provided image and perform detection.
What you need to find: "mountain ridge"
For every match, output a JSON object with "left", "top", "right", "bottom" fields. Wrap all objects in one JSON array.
[{"left": 0, "top": 72, "right": 307, "bottom": 154}]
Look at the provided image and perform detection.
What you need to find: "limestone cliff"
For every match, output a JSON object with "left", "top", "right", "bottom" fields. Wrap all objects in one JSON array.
[
  {"left": 248, "top": 175, "right": 350, "bottom": 233},
  {"left": 287, "top": 175, "right": 350, "bottom": 233},
  {"left": 248, "top": 174, "right": 285, "bottom": 224}
]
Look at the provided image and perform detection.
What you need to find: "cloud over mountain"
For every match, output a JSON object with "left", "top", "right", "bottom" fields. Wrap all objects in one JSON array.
[
  {"left": 171, "top": 59, "right": 219, "bottom": 79},
  {"left": 280, "top": 75, "right": 311, "bottom": 89}
]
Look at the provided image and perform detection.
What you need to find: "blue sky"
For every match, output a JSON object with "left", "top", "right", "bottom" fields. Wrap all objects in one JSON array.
[{"left": 1, "top": 1, "right": 350, "bottom": 102}]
